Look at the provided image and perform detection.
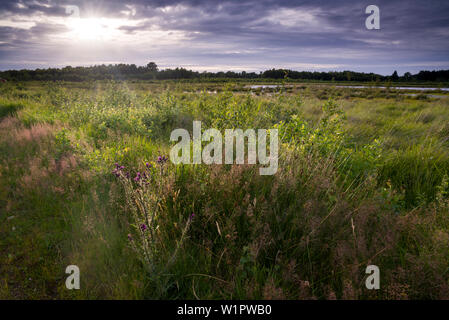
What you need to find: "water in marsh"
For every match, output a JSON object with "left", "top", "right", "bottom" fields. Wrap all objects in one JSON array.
[
  {"left": 335, "top": 85, "right": 449, "bottom": 91},
  {"left": 248, "top": 84, "right": 449, "bottom": 91},
  {"left": 247, "top": 85, "right": 285, "bottom": 89}
]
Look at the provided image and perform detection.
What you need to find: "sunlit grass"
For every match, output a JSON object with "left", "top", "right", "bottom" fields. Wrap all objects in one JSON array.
[{"left": 1, "top": 81, "right": 448, "bottom": 299}]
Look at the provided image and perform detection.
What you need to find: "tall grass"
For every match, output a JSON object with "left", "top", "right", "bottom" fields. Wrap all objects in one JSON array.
[{"left": 0, "top": 81, "right": 448, "bottom": 299}]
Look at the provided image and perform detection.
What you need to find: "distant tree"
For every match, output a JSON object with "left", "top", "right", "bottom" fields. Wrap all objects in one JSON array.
[
  {"left": 391, "top": 70, "right": 399, "bottom": 81},
  {"left": 1, "top": 63, "right": 448, "bottom": 82},
  {"left": 345, "top": 71, "right": 351, "bottom": 81},
  {"left": 403, "top": 72, "right": 412, "bottom": 81},
  {"left": 146, "top": 62, "right": 158, "bottom": 72}
]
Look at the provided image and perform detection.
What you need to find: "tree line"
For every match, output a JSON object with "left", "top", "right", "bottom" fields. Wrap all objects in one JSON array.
[{"left": 1, "top": 62, "right": 448, "bottom": 82}]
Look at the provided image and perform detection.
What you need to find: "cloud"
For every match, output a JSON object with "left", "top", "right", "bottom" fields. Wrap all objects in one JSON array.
[{"left": 0, "top": 0, "right": 448, "bottom": 74}]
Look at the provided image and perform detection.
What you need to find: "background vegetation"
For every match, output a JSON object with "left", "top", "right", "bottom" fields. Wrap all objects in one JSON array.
[
  {"left": 0, "top": 80, "right": 448, "bottom": 299},
  {"left": 1, "top": 62, "right": 449, "bottom": 84}
]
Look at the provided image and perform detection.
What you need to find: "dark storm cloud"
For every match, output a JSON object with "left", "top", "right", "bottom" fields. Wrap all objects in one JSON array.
[
  {"left": 0, "top": 0, "right": 449, "bottom": 74},
  {"left": 0, "top": 0, "right": 68, "bottom": 17}
]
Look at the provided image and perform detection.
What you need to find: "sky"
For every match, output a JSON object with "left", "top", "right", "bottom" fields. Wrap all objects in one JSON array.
[{"left": 0, "top": 0, "right": 449, "bottom": 75}]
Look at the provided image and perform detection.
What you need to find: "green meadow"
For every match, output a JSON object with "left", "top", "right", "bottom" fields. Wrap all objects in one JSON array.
[{"left": 1, "top": 80, "right": 448, "bottom": 299}]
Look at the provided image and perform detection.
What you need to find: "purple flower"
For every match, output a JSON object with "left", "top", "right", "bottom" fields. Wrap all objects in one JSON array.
[
  {"left": 134, "top": 172, "right": 141, "bottom": 182},
  {"left": 146, "top": 162, "right": 152, "bottom": 169},
  {"left": 112, "top": 163, "right": 126, "bottom": 177},
  {"left": 127, "top": 233, "right": 133, "bottom": 241},
  {"left": 140, "top": 223, "right": 147, "bottom": 231},
  {"left": 157, "top": 155, "right": 168, "bottom": 164},
  {"left": 112, "top": 168, "right": 120, "bottom": 177},
  {"left": 189, "top": 213, "right": 195, "bottom": 221}
]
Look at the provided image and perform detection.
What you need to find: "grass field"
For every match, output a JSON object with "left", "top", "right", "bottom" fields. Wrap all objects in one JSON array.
[{"left": 1, "top": 80, "right": 448, "bottom": 299}]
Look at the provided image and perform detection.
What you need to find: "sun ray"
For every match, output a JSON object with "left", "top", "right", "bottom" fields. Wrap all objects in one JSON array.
[{"left": 66, "top": 17, "right": 122, "bottom": 41}]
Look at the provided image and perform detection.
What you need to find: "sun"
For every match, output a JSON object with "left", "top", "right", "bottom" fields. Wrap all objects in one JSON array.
[{"left": 67, "top": 17, "right": 118, "bottom": 41}]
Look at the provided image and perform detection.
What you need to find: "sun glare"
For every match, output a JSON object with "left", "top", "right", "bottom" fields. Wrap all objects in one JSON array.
[{"left": 67, "top": 17, "right": 119, "bottom": 41}]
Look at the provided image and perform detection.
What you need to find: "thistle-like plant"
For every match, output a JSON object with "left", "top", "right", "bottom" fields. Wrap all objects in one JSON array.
[{"left": 113, "top": 157, "right": 192, "bottom": 275}]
